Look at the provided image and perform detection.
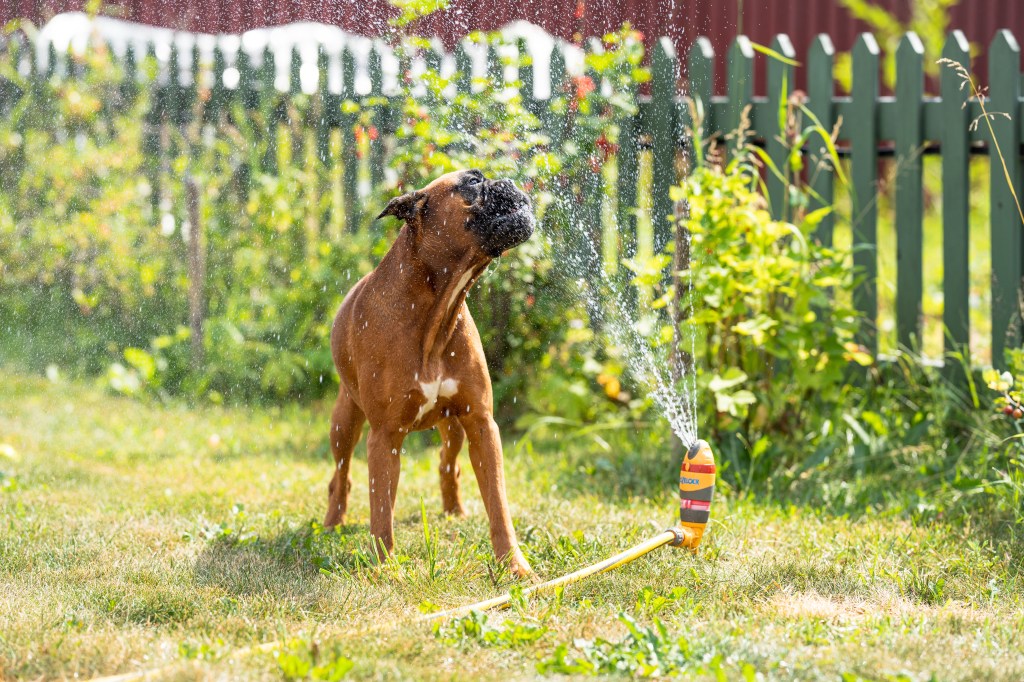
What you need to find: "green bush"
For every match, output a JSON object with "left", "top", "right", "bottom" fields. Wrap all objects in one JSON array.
[
  {"left": 674, "top": 157, "right": 865, "bottom": 483},
  {"left": 0, "top": 44, "right": 183, "bottom": 373}
]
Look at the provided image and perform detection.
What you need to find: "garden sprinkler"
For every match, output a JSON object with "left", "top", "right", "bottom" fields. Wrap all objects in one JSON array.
[{"left": 672, "top": 439, "right": 717, "bottom": 551}]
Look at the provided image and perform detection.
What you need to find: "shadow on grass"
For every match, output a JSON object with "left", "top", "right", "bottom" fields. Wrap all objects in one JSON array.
[{"left": 191, "top": 522, "right": 372, "bottom": 599}]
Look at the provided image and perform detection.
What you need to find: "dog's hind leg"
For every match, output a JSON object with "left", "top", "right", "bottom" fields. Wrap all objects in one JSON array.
[
  {"left": 324, "top": 387, "right": 365, "bottom": 529},
  {"left": 438, "top": 417, "right": 466, "bottom": 516}
]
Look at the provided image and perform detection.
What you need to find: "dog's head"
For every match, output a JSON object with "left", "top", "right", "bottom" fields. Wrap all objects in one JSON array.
[{"left": 377, "top": 169, "right": 535, "bottom": 260}]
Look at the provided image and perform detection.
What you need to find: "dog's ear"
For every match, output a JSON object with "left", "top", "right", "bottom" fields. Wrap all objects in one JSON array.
[{"left": 376, "top": 191, "right": 427, "bottom": 223}]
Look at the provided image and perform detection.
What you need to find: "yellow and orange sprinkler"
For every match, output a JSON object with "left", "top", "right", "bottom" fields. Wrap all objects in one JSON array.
[{"left": 89, "top": 441, "right": 717, "bottom": 682}]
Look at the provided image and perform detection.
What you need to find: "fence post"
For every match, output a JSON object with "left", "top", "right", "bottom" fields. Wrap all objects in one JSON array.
[
  {"left": 187, "top": 44, "right": 200, "bottom": 122},
  {"left": 726, "top": 36, "right": 754, "bottom": 151},
  {"left": 168, "top": 43, "right": 184, "bottom": 126},
  {"left": 807, "top": 34, "right": 835, "bottom": 247},
  {"left": 895, "top": 32, "right": 925, "bottom": 351},
  {"left": 650, "top": 36, "right": 677, "bottom": 255},
  {"left": 368, "top": 44, "right": 384, "bottom": 190},
  {"left": 260, "top": 46, "right": 278, "bottom": 173},
  {"left": 316, "top": 45, "right": 330, "bottom": 164},
  {"left": 850, "top": 33, "right": 880, "bottom": 355},
  {"left": 143, "top": 42, "right": 162, "bottom": 215},
  {"left": 940, "top": 31, "right": 971, "bottom": 375},
  {"left": 185, "top": 177, "right": 205, "bottom": 368},
  {"left": 989, "top": 30, "right": 1024, "bottom": 365},
  {"left": 616, "top": 79, "right": 639, "bottom": 269},
  {"left": 209, "top": 45, "right": 226, "bottom": 120},
  {"left": 687, "top": 37, "right": 714, "bottom": 160},
  {"left": 547, "top": 44, "right": 566, "bottom": 146},
  {"left": 46, "top": 41, "right": 56, "bottom": 80},
  {"left": 341, "top": 47, "right": 358, "bottom": 231},
  {"left": 234, "top": 47, "right": 249, "bottom": 111},
  {"left": 516, "top": 38, "right": 536, "bottom": 115},
  {"left": 289, "top": 45, "right": 301, "bottom": 96},
  {"left": 766, "top": 34, "right": 795, "bottom": 221},
  {"left": 121, "top": 43, "right": 137, "bottom": 104}
]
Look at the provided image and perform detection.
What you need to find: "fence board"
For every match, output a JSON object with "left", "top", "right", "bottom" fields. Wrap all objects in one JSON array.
[
  {"left": 547, "top": 44, "right": 566, "bottom": 147},
  {"left": 650, "top": 37, "right": 677, "bottom": 254},
  {"left": 940, "top": 31, "right": 971, "bottom": 372},
  {"left": 726, "top": 36, "right": 754, "bottom": 148},
  {"left": 850, "top": 33, "right": 880, "bottom": 355},
  {"left": 686, "top": 37, "right": 714, "bottom": 156},
  {"left": 368, "top": 45, "right": 385, "bottom": 189},
  {"left": 121, "top": 43, "right": 137, "bottom": 103},
  {"left": 238, "top": 48, "right": 256, "bottom": 110},
  {"left": 894, "top": 32, "right": 924, "bottom": 350},
  {"left": 765, "top": 34, "right": 795, "bottom": 220},
  {"left": 341, "top": 47, "right": 358, "bottom": 231},
  {"left": 990, "top": 30, "right": 1024, "bottom": 364},
  {"left": 616, "top": 89, "right": 639, "bottom": 265},
  {"left": 807, "top": 34, "right": 834, "bottom": 246},
  {"left": 316, "top": 46, "right": 330, "bottom": 165},
  {"left": 261, "top": 46, "right": 278, "bottom": 173},
  {"left": 289, "top": 46, "right": 301, "bottom": 96}
]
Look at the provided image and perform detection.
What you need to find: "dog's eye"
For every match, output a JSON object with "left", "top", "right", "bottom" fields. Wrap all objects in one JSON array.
[{"left": 466, "top": 176, "right": 482, "bottom": 186}]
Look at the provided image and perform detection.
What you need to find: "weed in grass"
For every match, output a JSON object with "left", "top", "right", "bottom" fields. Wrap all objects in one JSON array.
[
  {"left": 537, "top": 613, "right": 744, "bottom": 678},
  {"left": 183, "top": 503, "right": 259, "bottom": 545},
  {"left": 274, "top": 638, "right": 354, "bottom": 682},
  {"left": 635, "top": 586, "right": 689, "bottom": 618},
  {"left": 178, "top": 638, "right": 228, "bottom": 661},
  {"left": 432, "top": 610, "right": 548, "bottom": 648}
]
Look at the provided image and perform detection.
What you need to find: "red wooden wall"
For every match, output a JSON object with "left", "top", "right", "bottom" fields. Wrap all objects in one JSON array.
[{"left": 3, "top": 0, "right": 1022, "bottom": 92}]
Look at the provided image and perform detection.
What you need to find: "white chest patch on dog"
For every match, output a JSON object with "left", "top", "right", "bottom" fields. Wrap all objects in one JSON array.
[{"left": 416, "top": 377, "right": 459, "bottom": 422}]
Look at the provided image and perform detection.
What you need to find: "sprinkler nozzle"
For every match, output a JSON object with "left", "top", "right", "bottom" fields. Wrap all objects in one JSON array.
[{"left": 671, "top": 439, "right": 716, "bottom": 551}]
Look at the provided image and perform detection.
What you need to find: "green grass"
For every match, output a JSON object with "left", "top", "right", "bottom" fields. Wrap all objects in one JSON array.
[{"left": 2, "top": 369, "right": 1023, "bottom": 681}]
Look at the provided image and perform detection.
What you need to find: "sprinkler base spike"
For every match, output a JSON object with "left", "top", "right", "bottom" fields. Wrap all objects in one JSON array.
[{"left": 673, "top": 439, "right": 716, "bottom": 551}]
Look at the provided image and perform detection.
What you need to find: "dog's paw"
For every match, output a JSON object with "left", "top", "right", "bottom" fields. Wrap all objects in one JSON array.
[
  {"left": 506, "top": 550, "right": 533, "bottom": 580},
  {"left": 322, "top": 510, "right": 345, "bottom": 529},
  {"left": 442, "top": 503, "right": 467, "bottom": 518}
]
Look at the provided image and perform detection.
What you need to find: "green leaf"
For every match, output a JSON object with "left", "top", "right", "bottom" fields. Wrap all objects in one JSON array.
[
  {"left": 708, "top": 368, "right": 748, "bottom": 393},
  {"left": 750, "top": 42, "right": 801, "bottom": 66}
]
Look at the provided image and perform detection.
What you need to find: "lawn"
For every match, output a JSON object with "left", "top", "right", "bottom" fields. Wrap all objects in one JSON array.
[{"left": 2, "top": 369, "right": 1023, "bottom": 681}]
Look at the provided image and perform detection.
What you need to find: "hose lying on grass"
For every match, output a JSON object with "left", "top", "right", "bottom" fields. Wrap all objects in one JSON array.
[{"left": 89, "top": 441, "right": 717, "bottom": 682}]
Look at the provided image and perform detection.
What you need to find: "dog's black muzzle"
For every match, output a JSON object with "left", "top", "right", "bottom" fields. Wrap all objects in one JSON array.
[{"left": 470, "top": 179, "right": 535, "bottom": 257}]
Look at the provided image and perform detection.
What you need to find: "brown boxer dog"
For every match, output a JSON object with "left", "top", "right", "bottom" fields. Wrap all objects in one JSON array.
[{"left": 323, "top": 168, "right": 534, "bottom": 577}]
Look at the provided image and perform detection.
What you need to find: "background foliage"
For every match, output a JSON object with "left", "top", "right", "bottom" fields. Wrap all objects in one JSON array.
[{"left": 1, "top": 19, "right": 1023, "bottom": 534}]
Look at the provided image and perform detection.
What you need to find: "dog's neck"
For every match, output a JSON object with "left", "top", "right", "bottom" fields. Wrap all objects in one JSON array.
[{"left": 382, "top": 226, "right": 489, "bottom": 373}]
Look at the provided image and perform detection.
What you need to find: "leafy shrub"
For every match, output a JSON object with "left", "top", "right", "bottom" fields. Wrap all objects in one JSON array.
[
  {"left": 0, "top": 39, "right": 382, "bottom": 402},
  {"left": 673, "top": 157, "right": 865, "bottom": 482},
  {"left": 982, "top": 354, "right": 1024, "bottom": 526},
  {"left": 0, "top": 43, "right": 185, "bottom": 373}
]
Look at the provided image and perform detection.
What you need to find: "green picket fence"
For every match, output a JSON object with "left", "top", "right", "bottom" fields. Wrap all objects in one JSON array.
[{"left": 2, "top": 28, "right": 1023, "bottom": 369}]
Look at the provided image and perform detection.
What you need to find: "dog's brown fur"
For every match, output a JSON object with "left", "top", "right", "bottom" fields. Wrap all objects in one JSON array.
[{"left": 324, "top": 169, "right": 532, "bottom": 577}]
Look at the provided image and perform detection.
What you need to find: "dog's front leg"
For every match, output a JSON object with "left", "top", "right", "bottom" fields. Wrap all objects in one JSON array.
[
  {"left": 460, "top": 413, "right": 532, "bottom": 577},
  {"left": 366, "top": 427, "right": 404, "bottom": 560}
]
